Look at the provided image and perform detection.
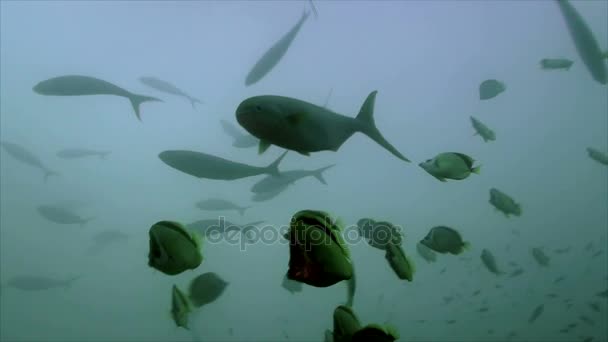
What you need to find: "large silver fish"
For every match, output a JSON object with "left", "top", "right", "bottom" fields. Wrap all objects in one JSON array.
[
  {"left": 158, "top": 150, "right": 287, "bottom": 180},
  {"left": 33, "top": 75, "right": 162, "bottom": 121},
  {"left": 555, "top": 0, "right": 607, "bottom": 85},
  {"left": 0, "top": 141, "right": 58, "bottom": 182},
  {"left": 139, "top": 76, "right": 203, "bottom": 108},
  {"left": 245, "top": 10, "right": 311, "bottom": 86}
]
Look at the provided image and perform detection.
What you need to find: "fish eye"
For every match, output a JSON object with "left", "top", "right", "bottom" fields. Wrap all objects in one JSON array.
[{"left": 255, "top": 105, "right": 262, "bottom": 112}]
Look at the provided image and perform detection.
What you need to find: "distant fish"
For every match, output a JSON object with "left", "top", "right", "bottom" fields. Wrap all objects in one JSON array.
[
  {"left": 554, "top": 247, "right": 571, "bottom": 254},
  {"left": 579, "top": 315, "right": 595, "bottom": 326},
  {"left": 480, "top": 249, "right": 503, "bottom": 275},
  {"left": 33, "top": 75, "right": 161, "bottom": 121},
  {"left": 158, "top": 150, "right": 287, "bottom": 181},
  {"left": 555, "top": 0, "right": 607, "bottom": 85},
  {"left": 250, "top": 164, "right": 335, "bottom": 194},
  {"left": 586, "top": 147, "right": 608, "bottom": 166},
  {"left": 195, "top": 199, "right": 250, "bottom": 216},
  {"left": 139, "top": 76, "right": 202, "bottom": 108},
  {"left": 554, "top": 276, "right": 566, "bottom": 283},
  {"left": 56, "top": 148, "right": 110, "bottom": 160},
  {"left": 596, "top": 289, "right": 608, "bottom": 298},
  {"left": 470, "top": 116, "right": 496, "bottom": 142},
  {"left": 531, "top": 248, "right": 550, "bottom": 267},
  {"left": 528, "top": 304, "right": 544, "bottom": 323},
  {"left": 479, "top": 79, "right": 506, "bottom": 100},
  {"left": 37, "top": 205, "right": 94, "bottom": 227},
  {"left": 251, "top": 184, "right": 289, "bottom": 202},
  {"left": 540, "top": 58, "right": 574, "bottom": 70},
  {"left": 489, "top": 188, "right": 522, "bottom": 218},
  {"left": 220, "top": 120, "right": 259, "bottom": 148},
  {"left": 4, "top": 275, "right": 80, "bottom": 291},
  {"left": 245, "top": 10, "right": 311, "bottom": 86},
  {"left": 588, "top": 302, "right": 601, "bottom": 313},
  {"left": 0, "top": 141, "right": 58, "bottom": 182},
  {"left": 509, "top": 268, "right": 524, "bottom": 278}
]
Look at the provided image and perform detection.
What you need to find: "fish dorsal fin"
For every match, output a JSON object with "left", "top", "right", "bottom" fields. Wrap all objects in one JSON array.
[{"left": 258, "top": 140, "right": 271, "bottom": 155}]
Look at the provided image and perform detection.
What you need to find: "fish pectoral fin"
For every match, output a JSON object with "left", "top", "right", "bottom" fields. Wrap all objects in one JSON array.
[
  {"left": 258, "top": 140, "right": 271, "bottom": 155},
  {"left": 286, "top": 112, "right": 306, "bottom": 125},
  {"left": 297, "top": 151, "right": 310, "bottom": 156}
]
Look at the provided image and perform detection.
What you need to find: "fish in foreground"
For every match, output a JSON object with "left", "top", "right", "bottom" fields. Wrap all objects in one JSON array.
[
  {"left": 282, "top": 274, "right": 303, "bottom": 294},
  {"left": 250, "top": 164, "right": 335, "bottom": 194},
  {"left": 56, "top": 149, "right": 110, "bottom": 160},
  {"left": 187, "top": 219, "right": 263, "bottom": 243},
  {"left": 148, "top": 221, "right": 203, "bottom": 276},
  {"left": 245, "top": 10, "right": 311, "bottom": 86},
  {"left": 420, "top": 226, "right": 470, "bottom": 255},
  {"left": 479, "top": 79, "right": 506, "bottom": 100},
  {"left": 540, "top": 58, "right": 574, "bottom": 70},
  {"left": 195, "top": 198, "right": 250, "bottom": 216},
  {"left": 188, "top": 272, "right": 228, "bottom": 308},
  {"left": 236, "top": 91, "right": 410, "bottom": 162},
  {"left": 220, "top": 120, "right": 258, "bottom": 148},
  {"left": 357, "top": 218, "right": 403, "bottom": 250},
  {"left": 419, "top": 152, "right": 480, "bottom": 182},
  {"left": 285, "top": 210, "right": 356, "bottom": 307},
  {"left": 489, "top": 188, "right": 522, "bottom": 217},
  {"left": 531, "top": 247, "right": 550, "bottom": 267},
  {"left": 470, "top": 116, "right": 496, "bottom": 142},
  {"left": 33, "top": 75, "right": 161, "bottom": 121},
  {"left": 158, "top": 150, "right": 287, "bottom": 181},
  {"left": 586, "top": 147, "right": 608, "bottom": 166},
  {"left": 555, "top": 0, "right": 607, "bottom": 85},
  {"left": 139, "top": 76, "right": 202, "bottom": 108},
  {"left": 3, "top": 275, "right": 80, "bottom": 291},
  {"left": 481, "top": 249, "right": 503, "bottom": 275},
  {"left": 416, "top": 242, "right": 437, "bottom": 262},
  {"left": 384, "top": 241, "right": 415, "bottom": 281},
  {"left": 37, "top": 205, "right": 94, "bottom": 227},
  {"left": 332, "top": 305, "right": 362, "bottom": 342},
  {"left": 170, "top": 285, "right": 191, "bottom": 330},
  {"left": 0, "top": 141, "right": 59, "bottom": 182},
  {"left": 528, "top": 304, "right": 544, "bottom": 323}
]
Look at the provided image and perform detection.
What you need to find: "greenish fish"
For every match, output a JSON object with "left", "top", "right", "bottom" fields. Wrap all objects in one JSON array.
[
  {"left": 245, "top": 10, "right": 311, "bottom": 86},
  {"left": 170, "top": 284, "right": 191, "bottom": 329},
  {"left": 479, "top": 79, "right": 506, "bottom": 100},
  {"left": 285, "top": 210, "right": 356, "bottom": 306},
  {"left": 139, "top": 76, "right": 202, "bottom": 109},
  {"left": 416, "top": 242, "right": 437, "bottom": 263},
  {"left": 587, "top": 147, "right": 608, "bottom": 165},
  {"left": 540, "top": 58, "right": 574, "bottom": 70},
  {"left": 251, "top": 164, "right": 335, "bottom": 194},
  {"left": 188, "top": 272, "right": 228, "bottom": 308},
  {"left": 420, "top": 226, "right": 470, "bottom": 255},
  {"left": 555, "top": 0, "right": 607, "bottom": 85},
  {"left": 470, "top": 116, "right": 496, "bottom": 142},
  {"left": 489, "top": 188, "right": 522, "bottom": 217},
  {"left": 236, "top": 91, "right": 410, "bottom": 162},
  {"left": 148, "top": 221, "right": 203, "bottom": 276},
  {"left": 419, "top": 152, "right": 481, "bottom": 182},
  {"left": 33, "top": 75, "right": 161, "bottom": 121},
  {"left": 528, "top": 304, "right": 544, "bottom": 323},
  {"left": 385, "top": 241, "right": 415, "bottom": 281},
  {"left": 0, "top": 141, "right": 59, "bottom": 182},
  {"left": 531, "top": 247, "right": 550, "bottom": 267},
  {"left": 158, "top": 150, "right": 287, "bottom": 181},
  {"left": 351, "top": 324, "right": 400, "bottom": 342},
  {"left": 56, "top": 148, "right": 110, "bottom": 160},
  {"left": 357, "top": 218, "right": 403, "bottom": 250},
  {"left": 480, "top": 249, "right": 502, "bottom": 275},
  {"left": 332, "top": 305, "right": 362, "bottom": 342}
]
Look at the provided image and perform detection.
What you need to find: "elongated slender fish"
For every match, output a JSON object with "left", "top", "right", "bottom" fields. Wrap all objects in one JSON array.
[
  {"left": 56, "top": 149, "right": 110, "bottom": 160},
  {"left": 245, "top": 10, "right": 311, "bottom": 86},
  {"left": 236, "top": 91, "right": 409, "bottom": 162},
  {"left": 220, "top": 120, "right": 259, "bottom": 148},
  {"left": 33, "top": 75, "right": 162, "bottom": 121},
  {"left": 0, "top": 141, "right": 58, "bottom": 182},
  {"left": 251, "top": 164, "right": 335, "bottom": 193},
  {"left": 158, "top": 150, "right": 287, "bottom": 180},
  {"left": 195, "top": 199, "right": 250, "bottom": 216},
  {"left": 37, "top": 205, "right": 94, "bottom": 227},
  {"left": 139, "top": 76, "right": 203, "bottom": 108},
  {"left": 4, "top": 275, "right": 80, "bottom": 291},
  {"left": 555, "top": 0, "right": 607, "bottom": 85}
]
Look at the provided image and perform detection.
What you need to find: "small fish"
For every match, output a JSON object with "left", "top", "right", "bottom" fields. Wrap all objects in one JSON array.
[
  {"left": 4, "top": 275, "right": 80, "bottom": 291},
  {"left": 158, "top": 150, "right": 287, "bottom": 181},
  {"left": 251, "top": 164, "right": 335, "bottom": 194},
  {"left": 588, "top": 302, "right": 601, "bottom": 313},
  {"left": 592, "top": 250, "right": 604, "bottom": 258},
  {"left": 384, "top": 242, "right": 415, "bottom": 281},
  {"left": 478, "top": 307, "right": 489, "bottom": 313},
  {"left": 37, "top": 205, "right": 94, "bottom": 227},
  {"left": 480, "top": 249, "right": 502, "bottom": 275},
  {"left": 472, "top": 289, "right": 482, "bottom": 296},
  {"left": 0, "top": 141, "right": 58, "bottom": 181},
  {"left": 553, "top": 276, "right": 566, "bottom": 283},
  {"left": 586, "top": 147, "right": 608, "bottom": 166},
  {"left": 528, "top": 304, "right": 544, "bottom": 323},
  {"left": 489, "top": 188, "right": 522, "bottom": 217},
  {"left": 56, "top": 148, "right": 110, "bottom": 160},
  {"left": 420, "top": 226, "right": 470, "bottom": 255},
  {"left": 148, "top": 221, "right": 203, "bottom": 276},
  {"left": 540, "top": 58, "right": 574, "bottom": 70},
  {"left": 554, "top": 247, "right": 571, "bottom": 254},
  {"left": 195, "top": 198, "right": 250, "bottom": 216},
  {"left": 470, "top": 116, "right": 496, "bottom": 142},
  {"left": 479, "top": 79, "right": 506, "bottom": 100},
  {"left": 419, "top": 152, "right": 481, "bottom": 182},
  {"left": 357, "top": 219, "right": 403, "bottom": 251},
  {"left": 546, "top": 293, "right": 559, "bottom": 298},
  {"left": 139, "top": 76, "right": 202, "bottom": 108},
  {"left": 33, "top": 75, "right": 161, "bottom": 121},
  {"left": 531, "top": 248, "right": 550, "bottom": 267},
  {"left": 188, "top": 272, "right": 229, "bottom": 308},
  {"left": 446, "top": 320, "right": 457, "bottom": 325},
  {"left": 579, "top": 315, "right": 595, "bottom": 326},
  {"left": 596, "top": 289, "right": 608, "bottom": 298}
]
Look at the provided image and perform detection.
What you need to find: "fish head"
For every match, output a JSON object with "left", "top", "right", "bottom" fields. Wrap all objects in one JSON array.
[
  {"left": 333, "top": 305, "right": 362, "bottom": 340},
  {"left": 352, "top": 324, "right": 399, "bottom": 342},
  {"left": 286, "top": 210, "right": 353, "bottom": 287},
  {"left": 418, "top": 158, "right": 437, "bottom": 175},
  {"left": 148, "top": 221, "right": 203, "bottom": 275},
  {"left": 236, "top": 96, "right": 286, "bottom": 139}
]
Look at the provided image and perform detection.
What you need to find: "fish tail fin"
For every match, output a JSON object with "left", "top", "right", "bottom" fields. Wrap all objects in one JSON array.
[
  {"left": 238, "top": 206, "right": 250, "bottom": 216},
  {"left": 100, "top": 151, "right": 111, "bottom": 160},
  {"left": 345, "top": 267, "right": 356, "bottom": 307},
  {"left": 266, "top": 151, "right": 288, "bottom": 177},
  {"left": 44, "top": 170, "right": 60, "bottom": 183},
  {"left": 80, "top": 217, "right": 95, "bottom": 227},
  {"left": 462, "top": 241, "right": 471, "bottom": 252},
  {"left": 312, "top": 164, "right": 335, "bottom": 185},
  {"left": 356, "top": 91, "right": 410, "bottom": 162},
  {"left": 129, "top": 93, "right": 162, "bottom": 121},
  {"left": 188, "top": 96, "right": 203, "bottom": 109},
  {"left": 471, "top": 165, "right": 481, "bottom": 174}
]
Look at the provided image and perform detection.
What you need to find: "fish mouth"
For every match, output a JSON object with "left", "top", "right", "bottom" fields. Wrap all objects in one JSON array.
[{"left": 287, "top": 244, "right": 318, "bottom": 284}]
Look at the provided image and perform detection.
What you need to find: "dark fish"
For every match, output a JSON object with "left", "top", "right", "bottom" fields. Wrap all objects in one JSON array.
[
  {"left": 546, "top": 293, "right": 559, "bottom": 298},
  {"left": 479, "top": 79, "right": 506, "bottom": 100},
  {"left": 480, "top": 249, "right": 502, "bottom": 275},
  {"left": 33, "top": 75, "right": 161, "bottom": 121},
  {"left": 139, "top": 76, "right": 202, "bottom": 108},
  {"left": 0, "top": 141, "right": 58, "bottom": 181},
  {"left": 37, "top": 205, "right": 94, "bottom": 226},
  {"left": 251, "top": 164, "right": 335, "bottom": 194},
  {"left": 158, "top": 150, "right": 287, "bottom": 180},
  {"left": 587, "top": 147, "right": 608, "bottom": 166},
  {"left": 489, "top": 188, "right": 521, "bottom": 217},
  {"left": 188, "top": 272, "right": 229, "bottom": 308},
  {"left": 4, "top": 275, "right": 80, "bottom": 291},
  {"left": 472, "top": 289, "right": 482, "bottom": 296},
  {"left": 588, "top": 302, "right": 601, "bottom": 313},
  {"left": 555, "top": 0, "right": 607, "bottom": 85},
  {"left": 195, "top": 198, "right": 250, "bottom": 216},
  {"left": 592, "top": 250, "right": 604, "bottom": 258},
  {"left": 56, "top": 149, "right": 110, "bottom": 160},
  {"left": 531, "top": 248, "right": 550, "bottom": 267},
  {"left": 446, "top": 320, "right": 456, "bottom": 324},
  {"left": 220, "top": 120, "right": 258, "bottom": 148},
  {"left": 540, "top": 58, "right": 574, "bottom": 70},
  {"left": 245, "top": 10, "right": 311, "bottom": 86},
  {"left": 528, "top": 304, "right": 544, "bottom": 323},
  {"left": 478, "top": 307, "right": 489, "bottom": 313},
  {"left": 554, "top": 276, "right": 566, "bottom": 283}
]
